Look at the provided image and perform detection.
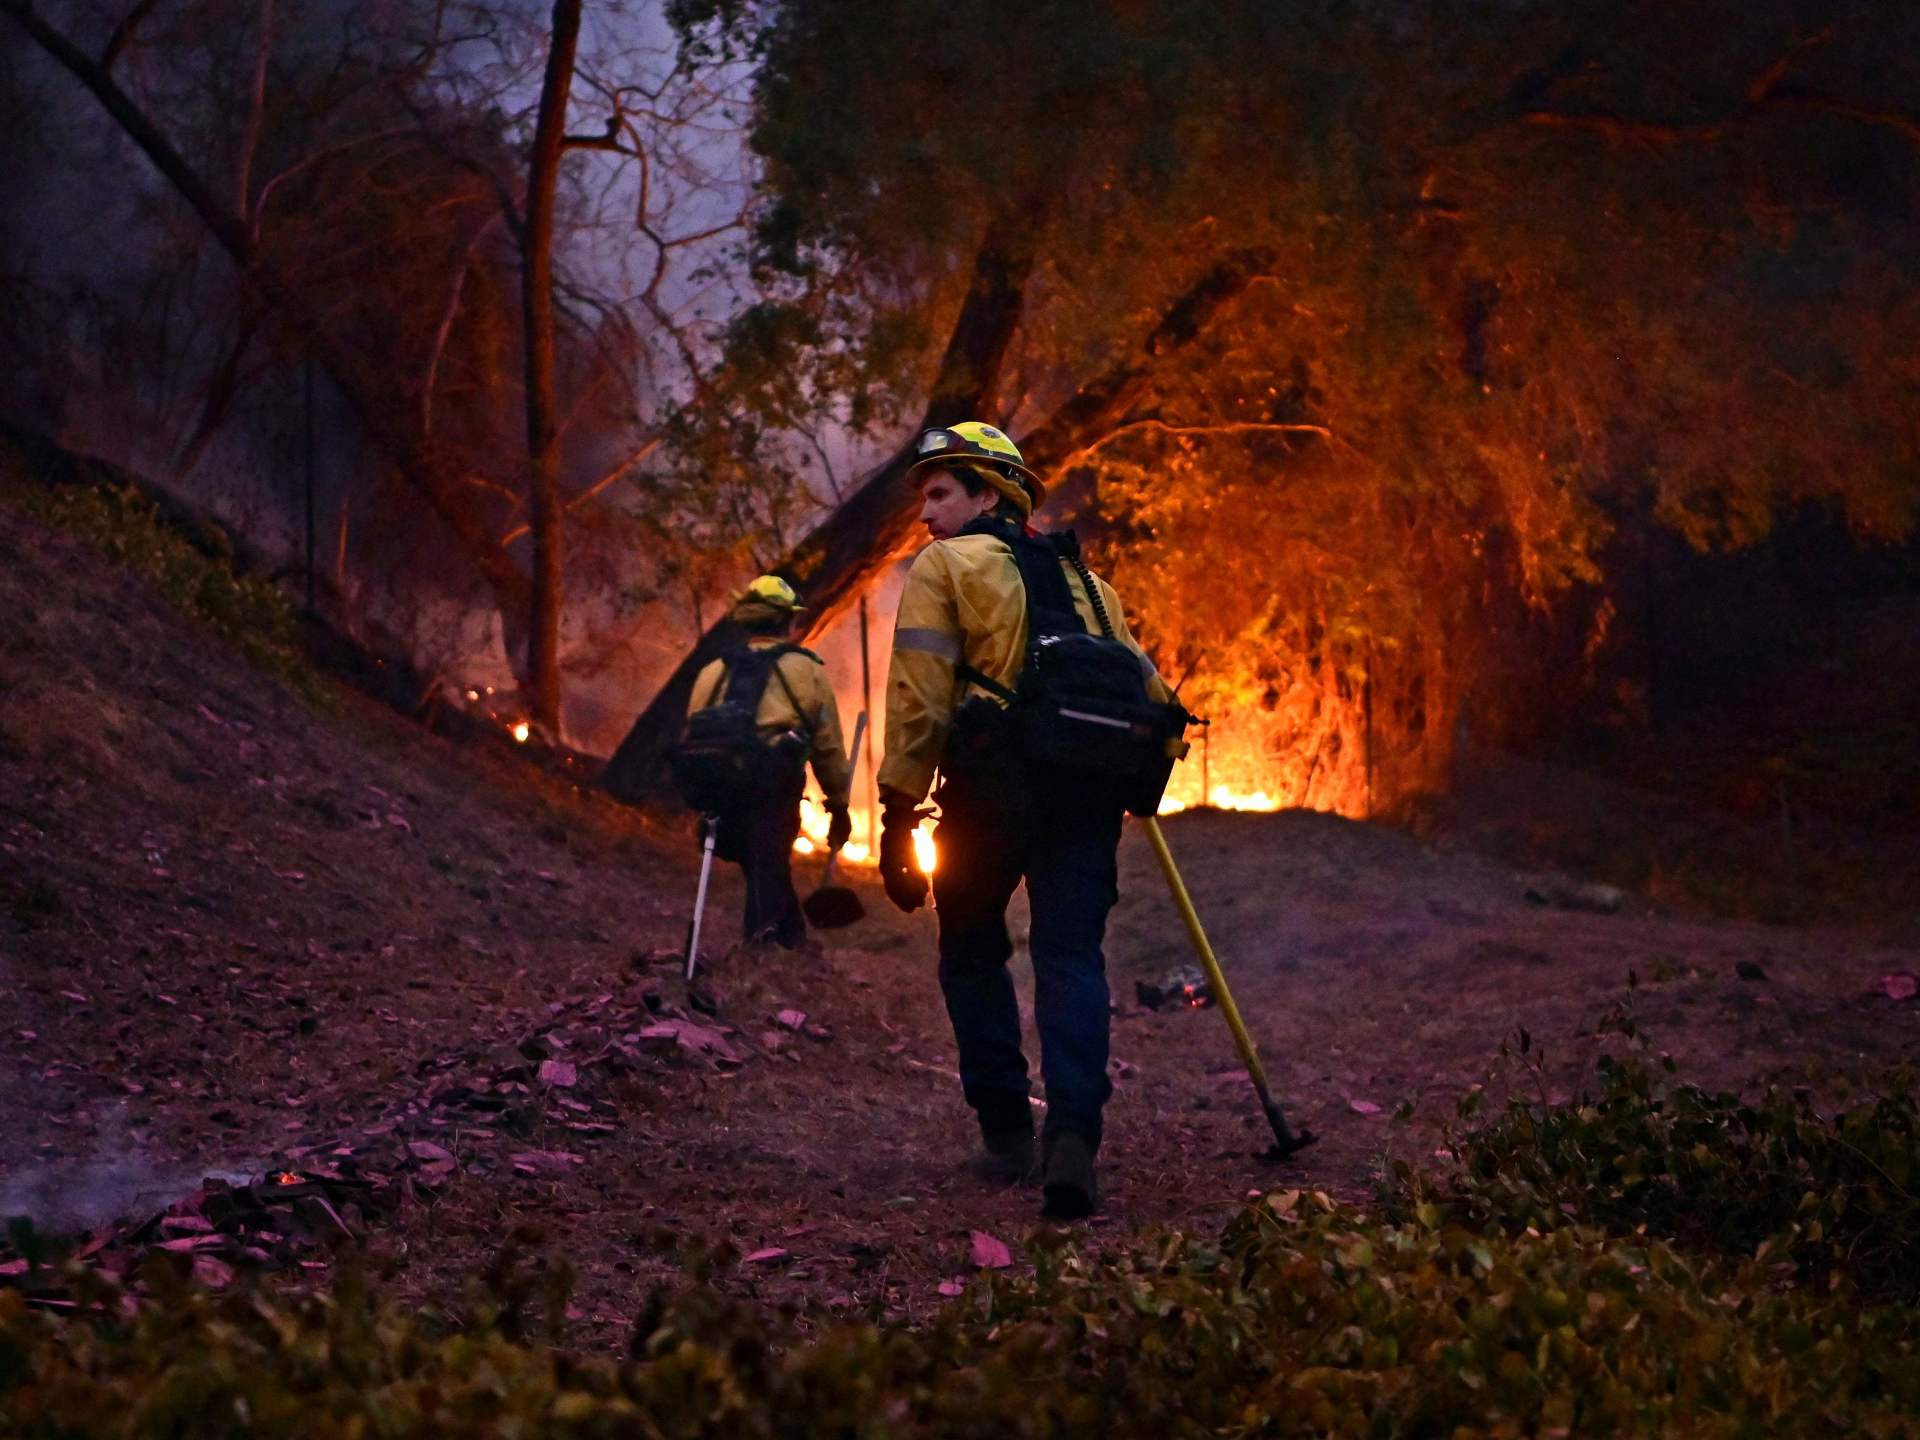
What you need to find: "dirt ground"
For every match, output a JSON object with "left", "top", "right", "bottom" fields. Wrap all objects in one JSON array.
[{"left": 4, "top": 489, "right": 1918, "bottom": 1347}]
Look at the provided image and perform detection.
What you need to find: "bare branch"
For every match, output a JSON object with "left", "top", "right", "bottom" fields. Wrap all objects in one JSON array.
[
  {"left": 1519, "top": 109, "right": 1719, "bottom": 147},
  {"left": 1746, "top": 25, "right": 1834, "bottom": 104},
  {"left": 422, "top": 213, "right": 503, "bottom": 436},
  {"left": 804, "top": 426, "right": 843, "bottom": 501},
  {"left": 1059, "top": 419, "right": 1334, "bottom": 471},
  {"left": 251, "top": 127, "right": 423, "bottom": 241},
  {"left": 233, "top": 0, "right": 275, "bottom": 221},
  {"left": 655, "top": 216, "right": 745, "bottom": 251},
  {"left": 460, "top": 472, "right": 522, "bottom": 503},
  {"left": 100, "top": 0, "right": 163, "bottom": 70},
  {"left": 1518, "top": 29, "right": 1918, "bottom": 156},
  {"left": 392, "top": 92, "right": 526, "bottom": 238},
  {"left": 1758, "top": 88, "right": 1920, "bottom": 149},
  {"left": 499, "top": 433, "right": 664, "bottom": 546},
  {"left": 562, "top": 131, "right": 637, "bottom": 156}
]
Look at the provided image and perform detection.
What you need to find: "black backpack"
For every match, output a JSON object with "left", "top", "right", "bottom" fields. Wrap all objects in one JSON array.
[
  {"left": 670, "top": 644, "right": 811, "bottom": 813},
  {"left": 953, "top": 519, "right": 1191, "bottom": 817}
]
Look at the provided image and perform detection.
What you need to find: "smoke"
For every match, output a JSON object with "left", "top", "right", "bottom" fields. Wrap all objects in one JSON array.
[{"left": 0, "top": 1104, "right": 259, "bottom": 1235}]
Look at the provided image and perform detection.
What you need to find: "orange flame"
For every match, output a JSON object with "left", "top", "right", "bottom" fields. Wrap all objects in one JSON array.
[
  {"left": 1157, "top": 782, "right": 1282, "bottom": 815},
  {"left": 795, "top": 795, "right": 871, "bottom": 864},
  {"left": 510, "top": 721, "right": 530, "bottom": 743},
  {"left": 793, "top": 794, "right": 936, "bottom": 871}
]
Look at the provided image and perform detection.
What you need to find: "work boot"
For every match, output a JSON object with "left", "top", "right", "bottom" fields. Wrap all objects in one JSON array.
[
  {"left": 974, "top": 1125, "right": 1038, "bottom": 1186},
  {"left": 972, "top": 1094, "right": 1038, "bottom": 1185},
  {"left": 1040, "top": 1132, "right": 1099, "bottom": 1220}
]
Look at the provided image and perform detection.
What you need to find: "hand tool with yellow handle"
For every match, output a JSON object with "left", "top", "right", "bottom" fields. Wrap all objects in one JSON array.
[{"left": 1142, "top": 817, "right": 1316, "bottom": 1161}]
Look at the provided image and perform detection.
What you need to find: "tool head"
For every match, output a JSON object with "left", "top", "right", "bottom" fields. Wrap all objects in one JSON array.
[
  {"left": 802, "top": 883, "right": 865, "bottom": 930},
  {"left": 1259, "top": 1131, "right": 1318, "bottom": 1163},
  {"left": 1258, "top": 1103, "right": 1317, "bottom": 1162}
]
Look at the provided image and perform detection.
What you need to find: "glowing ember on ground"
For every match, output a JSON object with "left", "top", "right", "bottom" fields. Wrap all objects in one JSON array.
[
  {"left": 509, "top": 721, "right": 530, "bottom": 743},
  {"left": 274, "top": 1171, "right": 301, "bottom": 1186}
]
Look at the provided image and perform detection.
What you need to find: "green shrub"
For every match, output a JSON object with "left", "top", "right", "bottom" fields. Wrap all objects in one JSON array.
[
  {"left": 8, "top": 1030, "right": 1918, "bottom": 1437},
  {"left": 1403, "top": 1008, "right": 1920, "bottom": 1304},
  {"left": 4, "top": 1190, "right": 1918, "bottom": 1438},
  {"left": 22, "top": 481, "right": 320, "bottom": 699}
]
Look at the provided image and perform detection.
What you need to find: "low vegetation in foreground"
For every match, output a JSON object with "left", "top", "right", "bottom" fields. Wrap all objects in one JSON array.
[{"left": 4, "top": 1025, "right": 1916, "bottom": 1439}]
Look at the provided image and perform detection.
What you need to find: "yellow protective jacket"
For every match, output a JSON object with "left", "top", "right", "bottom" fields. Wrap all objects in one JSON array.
[
  {"left": 879, "top": 531, "right": 1173, "bottom": 803},
  {"left": 688, "top": 639, "right": 853, "bottom": 808}
]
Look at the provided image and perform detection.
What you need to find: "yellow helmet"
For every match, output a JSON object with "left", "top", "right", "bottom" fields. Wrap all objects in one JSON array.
[
  {"left": 905, "top": 420, "right": 1045, "bottom": 513},
  {"left": 731, "top": 574, "right": 804, "bottom": 624}
]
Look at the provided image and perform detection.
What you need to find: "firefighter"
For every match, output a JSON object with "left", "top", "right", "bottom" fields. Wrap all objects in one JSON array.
[
  {"left": 877, "top": 421, "right": 1176, "bottom": 1219},
  {"left": 686, "top": 575, "right": 853, "bottom": 949}
]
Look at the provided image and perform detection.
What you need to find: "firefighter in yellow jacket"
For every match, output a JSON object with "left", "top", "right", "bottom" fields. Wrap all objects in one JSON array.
[
  {"left": 687, "top": 576, "right": 853, "bottom": 948},
  {"left": 878, "top": 422, "right": 1177, "bottom": 1219}
]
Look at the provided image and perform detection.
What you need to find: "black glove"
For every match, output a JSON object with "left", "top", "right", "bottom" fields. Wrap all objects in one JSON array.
[
  {"left": 826, "top": 803, "right": 852, "bottom": 853},
  {"left": 878, "top": 791, "right": 930, "bottom": 913}
]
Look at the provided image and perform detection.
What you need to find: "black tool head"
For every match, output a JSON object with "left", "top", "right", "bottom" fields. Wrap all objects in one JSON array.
[
  {"left": 1259, "top": 1128, "right": 1318, "bottom": 1162},
  {"left": 802, "top": 883, "right": 865, "bottom": 930},
  {"left": 1259, "top": 1100, "right": 1318, "bottom": 1162}
]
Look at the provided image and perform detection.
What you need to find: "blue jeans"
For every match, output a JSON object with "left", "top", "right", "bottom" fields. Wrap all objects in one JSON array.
[{"left": 931, "top": 773, "right": 1122, "bottom": 1146}]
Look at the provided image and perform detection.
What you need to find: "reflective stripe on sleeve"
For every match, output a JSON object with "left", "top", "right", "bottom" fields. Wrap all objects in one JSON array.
[{"left": 893, "top": 627, "right": 962, "bottom": 662}]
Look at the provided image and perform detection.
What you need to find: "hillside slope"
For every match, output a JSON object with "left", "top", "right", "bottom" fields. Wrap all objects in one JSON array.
[{"left": 4, "top": 455, "right": 1917, "bottom": 1345}]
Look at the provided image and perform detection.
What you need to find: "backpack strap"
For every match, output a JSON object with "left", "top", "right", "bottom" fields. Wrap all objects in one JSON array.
[
  {"left": 951, "top": 516, "right": 1103, "bottom": 699},
  {"left": 712, "top": 644, "right": 814, "bottom": 743},
  {"left": 718, "top": 648, "right": 814, "bottom": 748},
  {"left": 953, "top": 663, "right": 1018, "bottom": 705},
  {"left": 764, "top": 648, "right": 817, "bottom": 746},
  {"left": 953, "top": 515, "right": 1085, "bottom": 634},
  {"left": 715, "top": 643, "right": 778, "bottom": 705},
  {"left": 715, "top": 646, "right": 761, "bottom": 708}
]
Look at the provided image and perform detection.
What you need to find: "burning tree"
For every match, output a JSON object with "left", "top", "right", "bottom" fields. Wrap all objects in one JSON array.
[
  {"left": 5, "top": 1, "right": 1915, "bottom": 806},
  {"left": 612, "top": 0, "right": 1920, "bottom": 816}
]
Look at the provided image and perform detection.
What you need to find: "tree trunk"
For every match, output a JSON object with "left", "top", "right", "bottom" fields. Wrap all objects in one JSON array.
[
  {"left": 2, "top": 1, "right": 532, "bottom": 623},
  {"left": 603, "top": 244, "right": 1276, "bottom": 804},
  {"left": 518, "top": 0, "right": 583, "bottom": 734}
]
